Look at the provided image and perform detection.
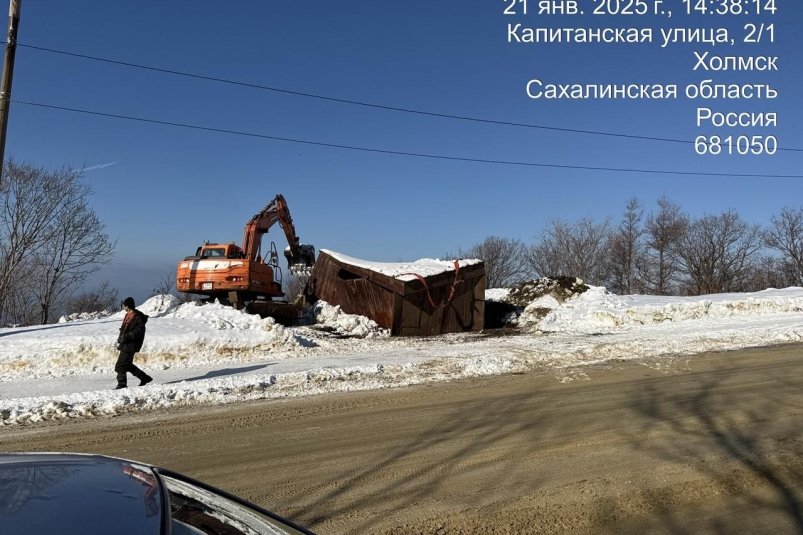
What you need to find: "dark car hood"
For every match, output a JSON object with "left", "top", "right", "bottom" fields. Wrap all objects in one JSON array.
[{"left": 0, "top": 453, "right": 161, "bottom": 535}]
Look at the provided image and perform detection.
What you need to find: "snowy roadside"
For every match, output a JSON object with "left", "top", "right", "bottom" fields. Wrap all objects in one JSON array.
[{"left": 1, "top": 287, "right": 803, "bottom": 426}]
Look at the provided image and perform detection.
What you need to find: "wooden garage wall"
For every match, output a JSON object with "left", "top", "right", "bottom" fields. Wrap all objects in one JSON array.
[
  {"left": 396, "top": 263, "right": 485, "bottom": 336},
  {"left": 311, "top": 253, "right": 398, "bottom": 329}
]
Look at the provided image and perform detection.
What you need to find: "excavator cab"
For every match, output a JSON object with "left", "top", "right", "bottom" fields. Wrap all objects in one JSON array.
[{"left": 284, "top": 244, "right": 316, "bottom": 275}]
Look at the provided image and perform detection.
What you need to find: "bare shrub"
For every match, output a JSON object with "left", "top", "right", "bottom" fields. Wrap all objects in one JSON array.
[
  {"left": 152, "top": 271, "right": 176, "bottom": 297},
  {"left": 64, "top": 281, "right": 119, "bottom": 315}
]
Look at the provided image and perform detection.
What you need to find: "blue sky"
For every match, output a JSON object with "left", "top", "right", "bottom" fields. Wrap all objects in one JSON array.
[{"left": 6, "top": 1, "right": 802, "bottom": 302}]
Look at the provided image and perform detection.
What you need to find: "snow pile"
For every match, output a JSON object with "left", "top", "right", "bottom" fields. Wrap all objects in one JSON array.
[
  {"left": 506, "top": 277, "right": 589, "bottom": 307},
  {"left": 170, "top": 300, "right": 274, "bottom": 330},
  {"left": 148, "top": 300, "right": 306, "bottom": 356},
  {"left": 485, "top": 288, "right": 511, "bottom": 302},
  {"left": 487, "top": 278, "right": 589, "bottom": 328},
  {"left": 0, "top": 299, "right": 306, "bottom": 382},
  {"left": 517, "top": 294, "right": 564, "bottom": 328},
  {"left": 312, "top": 301, "right": 388, "bottom": 338},
  {"left": 59, "top": 295, "right": 184, "bottom": 324},
  {"left": 538, "top": 286, "right": 803, "bottom": 334},
  {"left": 58, "top": 310, "right": 114, "bottom": 323},
  {"left": 322, "top": 249, "right": 480, "bottom": 282},
  {"left": 138, "top": 294, "right": 183, "bottom": 317}
]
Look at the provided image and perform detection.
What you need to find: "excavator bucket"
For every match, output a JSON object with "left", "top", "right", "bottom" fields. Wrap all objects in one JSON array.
[{"left": 285, "top": 244, "right": 316, "bottom": 276}]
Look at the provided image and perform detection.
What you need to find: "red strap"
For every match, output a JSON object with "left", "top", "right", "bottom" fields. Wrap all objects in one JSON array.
[
  {"left": 402, "top": 260, "right": 463, "bottom": 309},
  {"left": 400, "top": 272, "right": 438, "bottom": 308},
  {"left": 446, "top": 260, "right": 461, "bottom": 302}
]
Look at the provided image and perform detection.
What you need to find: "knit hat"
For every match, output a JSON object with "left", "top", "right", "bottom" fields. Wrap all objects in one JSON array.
[{"left": 122, "top": 297, "right": 135, "bottom": 309}]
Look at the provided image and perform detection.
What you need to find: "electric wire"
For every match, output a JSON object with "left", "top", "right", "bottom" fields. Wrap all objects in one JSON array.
[
  {"left": 20, "top": 43, "right": 800, "bottom": 153},
  {"left": 15, "top": 99, "right": 803, "bottom": 178}
]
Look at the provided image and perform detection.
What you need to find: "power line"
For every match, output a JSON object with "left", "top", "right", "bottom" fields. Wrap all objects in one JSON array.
[
  {"left": 15, "top": 99, "right": 803, "bottom": 178},
  {"left": 22, "top": 43, "right": 800, "bottom": 153}
]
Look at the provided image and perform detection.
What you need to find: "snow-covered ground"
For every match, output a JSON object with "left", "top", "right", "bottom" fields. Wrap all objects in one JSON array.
[{"left": 1, "top": 287, "right": 802, "bottom": 426}]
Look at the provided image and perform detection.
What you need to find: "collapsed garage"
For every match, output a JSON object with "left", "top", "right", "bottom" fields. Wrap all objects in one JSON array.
[{"left": 308, "top": 249, "right": 486, "bottom": 336}]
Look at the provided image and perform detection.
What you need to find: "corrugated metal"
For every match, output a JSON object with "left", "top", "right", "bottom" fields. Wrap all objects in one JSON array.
[{"left": 311, "top": 251, "right": 485, "bottom": 336}]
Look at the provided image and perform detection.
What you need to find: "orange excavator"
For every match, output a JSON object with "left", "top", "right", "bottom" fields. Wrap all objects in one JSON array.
[{"left": 176, "top": 194, "right": 315, "bottom": 313}]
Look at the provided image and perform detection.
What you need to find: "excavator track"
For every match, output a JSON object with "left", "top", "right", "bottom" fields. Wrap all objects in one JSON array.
[{"left": 245, "top": 301, "right": 302, "bottom": 325}]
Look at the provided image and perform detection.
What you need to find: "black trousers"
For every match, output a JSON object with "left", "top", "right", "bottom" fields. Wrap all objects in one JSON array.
[{"left": 115, "top": 351, "right": 148, "bottom": 386}]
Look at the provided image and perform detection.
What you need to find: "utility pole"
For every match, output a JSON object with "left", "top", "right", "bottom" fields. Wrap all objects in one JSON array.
[{"left": 0, "top": 0, "right": 21, "bottom": 181}]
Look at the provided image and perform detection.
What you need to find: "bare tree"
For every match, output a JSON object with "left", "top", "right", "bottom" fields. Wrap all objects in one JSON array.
[
  {"left": 459, "top": 236, "right": 527, "bottom": 288},
  {"left": 676, "top": 210, "right": 762, "bottom": 295},
  {"left": 527, "top": 218, "right": 611, "bottom": 285},
  {"left": 30, "top": 194, "right": 115, "bottom": 323},
  {"left": 607, "top": 197, "right": 643, "bottom": 294},
  {"left": 764, "top": 207, "right": 803, "bottom": 286},
  {"left": 0, "top": 162, "right": 77, "bottom": 319},
  {"left": 640, "top": 197, "right": 688, "bottom": 295},
  {"left": 0, "top": 263, "right": 37, "bottom": 326},
  {"left": 0, "top": 161, "right": 114, "bottom": 324}
]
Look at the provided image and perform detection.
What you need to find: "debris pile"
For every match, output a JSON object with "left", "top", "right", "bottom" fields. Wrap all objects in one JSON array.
[
  {"left": 505, "top": 277, "right": 589, "bottom": 307},
  {"left": 485, "top": 277, "right": 589, "bottom": 329}
]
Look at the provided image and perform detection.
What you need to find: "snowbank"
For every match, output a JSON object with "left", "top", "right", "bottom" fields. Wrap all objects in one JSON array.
[{"left": 538, "top": 286, "right": 803, "bottom": 334}]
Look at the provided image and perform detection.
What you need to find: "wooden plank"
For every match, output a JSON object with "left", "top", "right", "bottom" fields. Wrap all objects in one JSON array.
[
  {"left": 313, "top": 253, "right": 397, "bottom": 329},
  {"left": 432, "top": 285, "right": 447, "bottom": 335},
  {"left": 319, "top": 251, "right": 406, "bottom": 295},
  {"left": 442, "top": 299, "right": 455, "bottom": 334},
  {"left": 391, "top": 294, "right": 403, "bottom": 336},
  {"left": 416, "top": 301, "right": 428, "bottom": 336},
  {"left": 400, "top": 299, "right": 421, "bottom": 330},
  {"left": 473, "top": 275, "right": 486, "bottom": 332}
]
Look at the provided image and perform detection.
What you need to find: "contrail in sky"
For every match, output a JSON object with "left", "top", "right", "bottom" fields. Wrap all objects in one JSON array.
[{"left": 81, "top": 161, "right": 118, "bottom": 172}]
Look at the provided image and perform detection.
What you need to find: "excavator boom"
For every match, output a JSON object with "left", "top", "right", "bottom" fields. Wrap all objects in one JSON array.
[{"left": 242, "top": 194, "right": 316, "bottom": 272}]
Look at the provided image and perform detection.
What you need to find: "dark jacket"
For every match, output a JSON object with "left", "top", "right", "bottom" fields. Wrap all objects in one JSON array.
[{"left": 118, "top": 309, "right": 149, "bottom": 353}]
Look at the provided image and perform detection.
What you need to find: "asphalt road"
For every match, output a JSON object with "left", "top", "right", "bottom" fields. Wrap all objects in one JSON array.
[{"left": 2, "top": 344, "right": 802, "bottom": 534}]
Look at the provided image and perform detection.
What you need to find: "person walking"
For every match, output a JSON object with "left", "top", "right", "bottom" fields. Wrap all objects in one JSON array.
[{"left": 115, "top": 297, "right": 153, "bottom": 389}]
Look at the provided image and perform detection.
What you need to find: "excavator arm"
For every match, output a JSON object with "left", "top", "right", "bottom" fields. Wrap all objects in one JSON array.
[{"left": 241, "top": 194, "right": 316, "bottom": 272}]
